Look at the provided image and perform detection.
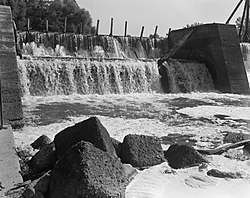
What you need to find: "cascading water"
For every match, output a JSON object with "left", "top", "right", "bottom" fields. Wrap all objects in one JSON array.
[
  {"left": 160, "top": 59, "right": 214, "bottom": 93},
  {"left": 18, "top": 59, "right": 162, "bottom": 96},
  {"left": 240, "top": 43, "right": 250, "bottom": 85},
  {"left": 17, "top": 58, "right": 215, "bottom": 96},
  {"left": 17, "top": 32, "right": 217, "bottom": 95},
  {"left": 19, "top": 32, "right": 168, "bottom": 59}
]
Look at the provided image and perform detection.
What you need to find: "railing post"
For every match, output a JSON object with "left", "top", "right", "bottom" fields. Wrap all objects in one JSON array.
[
  {"left": 109, "top": 18, "right": 113, "bottom": 36},
  {"left": 154, "top": 25, "right": 158, "bottom": 38},
  {"left": 140, "top": 26, "right": 144, "bottom": 38},
  {"left": 27, "top": 18, "right": 30, "bottom": 32},
  {"left": 124, "top": 21, "right": 128, "bottom": 37},
  {"left": 96, "top": 19, "right": 99, "bottom": 36},
  {"left": 46, "top": 20, "right": 48, "bottom": 33},
  {"left": 64, "top": 17, "right": 67, "bottom": 33},
  {"left": 80, "top": 22, "right": 83, "bottom": 34}
]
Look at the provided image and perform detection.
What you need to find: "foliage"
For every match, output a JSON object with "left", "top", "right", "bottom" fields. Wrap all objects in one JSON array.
[
  {"left": 184, "top": 22, "right": 203, "bottom": 29},
  {"left": 235, "top": 16, "right": 250, "bottom": 32},
  {"left": 0, "top": 0, "right": 95, "bottom": 34}
]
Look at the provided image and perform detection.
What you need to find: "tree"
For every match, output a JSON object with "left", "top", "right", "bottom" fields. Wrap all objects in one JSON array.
[
  {"left": 71, "top": 8, "right": 94, "bottom": 34},
  {"left": 0, "top": 0, "right": 95, "bottom": 34},
  {"left": 0, "top": 0, "right": 27, "bottom": 30},
  {"left": 235, "top": 16, "right": 250, "bottom": 41},
  {"left": 26, "top": 0, "right": 49, "bottom": 31}
]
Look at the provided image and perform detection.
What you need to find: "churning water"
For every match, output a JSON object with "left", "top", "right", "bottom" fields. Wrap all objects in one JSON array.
[{"left": 17, "top": 58, "right": 215, "bottom": 97}]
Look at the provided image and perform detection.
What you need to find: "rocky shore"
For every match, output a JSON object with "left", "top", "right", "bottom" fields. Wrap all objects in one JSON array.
[{"left": 6, "top": 116, "right": 250, "bottom": 198}]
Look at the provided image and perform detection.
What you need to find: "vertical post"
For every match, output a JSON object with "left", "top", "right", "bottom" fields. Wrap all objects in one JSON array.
[
  {"left": 0, "top": 79, "right": 3, "bottom": 129},
  {"left": 167, "top": 28, "right": 172, "bottom": 49},
  {"left": 96, "top": 19, "right": 99, "bottom": 36},
  {"left": 154, "top": 25, "right": 158, "bottom": 38},
  {"left": 109, "top": 18, "right": 113, "bottom": 36},
  {"left": 140, "top": 26, "right": 144, "bottom": 38},
  {"left": 27, "top": 18, "right": 30, "bottom": 32},
  {"left": 46, "top": 20, "right": 48, "bottom": 33},
  {"left": 64, "top": 17, "right": 67, "bottom": 33},
  {"left": 124, "top": 21, "right": 128, "bottom": 37},
  {"left": 80, "top": 22, "right": 83, "bottom": 34}
]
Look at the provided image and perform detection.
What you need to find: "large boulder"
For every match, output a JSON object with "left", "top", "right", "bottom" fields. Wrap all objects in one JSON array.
[
  {"left": 121, "top": 134, "right": 165, "bottom": 168},
  {"left": 31, "top": 135, "right": 52, "bottom": 150},
  {"left": 54, "top": 117, "right": 116, "bottom": 159},
  {"left": 49, "top": 141, "right": 129, "bottom": 198},
  {"left": 164, "top": 144, "right": 207, "bottom": 169},
  {"left": 29, "top": 143, "right": 57, "bottom": 174}
]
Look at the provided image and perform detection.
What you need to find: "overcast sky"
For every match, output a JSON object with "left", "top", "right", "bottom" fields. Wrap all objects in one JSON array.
[{"left": 77, "top": 0, "right": 244, "bottom": 37}]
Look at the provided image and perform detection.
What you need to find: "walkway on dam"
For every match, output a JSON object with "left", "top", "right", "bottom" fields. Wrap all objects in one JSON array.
[{"left": 0, "top": 126, "right": 23, "bottom": 197}]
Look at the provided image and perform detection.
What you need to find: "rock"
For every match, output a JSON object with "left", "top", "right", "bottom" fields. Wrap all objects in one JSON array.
[
  {"left": 164, "top": 144, "right": 207, "bottom": 169},
  {"left": 5, "top": 187, "right": 26, "bottom": 198},
  {"left": 224, "top": 149, "right": 248, "bottom": 161},
  {"left": 33, "top": 191, "right": 45, "bottom": 198},
  {"left": 207, "top": 169, "right": 244, "bottom": 179},
  {"left": 121, "top": 134, "right": 165, "bottom": 168},
  {"left": 21, "top": 172, "right": 50, "bottom": 198},
  {"left": 223, "top": 132, "right": 250, "bottom": 144},
  {"left": 30, "top": 172, "right": 50, "bottom": 194},
  {"left": 29, "top": 143, "right": 57, "bottom": 174},
  {"left": 49, "top": 141, "right": 128, "bottom": 198},
  {"left": 54, "top": 117, "right": 117, "bottom": 160},
  {"left": 16, "top": 145, "right": 36, "bottom": 178},
  {"left": 243, "top": 142, "right": 250, "bottom": 158},
  {"left": 111, "top": 137, "right": 122, "bottom": 158},
  {"left": 31, "top": 135, "right": 52, "bottom": 150},
  {"left": 22, "top": 186, "right": 35, "bottom": 198}
]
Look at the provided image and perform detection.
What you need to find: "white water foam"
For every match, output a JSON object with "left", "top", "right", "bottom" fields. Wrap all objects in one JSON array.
[
  {"left": 240, "top": 43, "right": 250, "bottom": 85},
  {"left": 18, "top": 58, "right": 216, "bottom": 97},
  {"left": 162, "top": 59, "right": 214, "bottom": 93},
  {"left": 18, "top": 59, "right": 162, "bottom": 96}
]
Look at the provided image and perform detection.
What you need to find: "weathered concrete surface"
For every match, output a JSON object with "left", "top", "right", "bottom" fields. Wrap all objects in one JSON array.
[
  {"left": 0, "top": 126, "right": 23, "bottom": 197},
  {"left": 160, "top": 23, "right": 250, "bottom": 94},
  {"left": 0, "top": 5, "right": 23, "bottom": 123}
]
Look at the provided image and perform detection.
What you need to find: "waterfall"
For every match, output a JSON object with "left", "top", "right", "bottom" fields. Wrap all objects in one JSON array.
[
  {"left": 240, "top": 43, "right": 250, "bottom": 84},
  {"left": 18, "top": 59, "right": 162, "bottom": 96},
  {"left": 18, "top": 32, "right": 168, "bottom": 59},
  {"left": 160, "top": 59, "right": 214, "bottom": 93}
]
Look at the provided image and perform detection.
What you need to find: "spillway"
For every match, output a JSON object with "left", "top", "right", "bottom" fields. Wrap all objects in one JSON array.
[{"left": 17, "top": 58, "right": 215, "bottom": 97}]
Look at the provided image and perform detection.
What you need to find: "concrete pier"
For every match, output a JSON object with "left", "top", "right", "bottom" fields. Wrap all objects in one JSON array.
[
  {"left": 160, "top": 23, "right": 250, "bottom": 94},
  {"left": 0, "top": 5, "right": 23, "bottom": 122}
]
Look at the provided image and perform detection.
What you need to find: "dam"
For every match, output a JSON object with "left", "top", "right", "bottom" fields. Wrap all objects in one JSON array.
[{"left": 16, "top": 23, "right": 250, "bottom": 96}]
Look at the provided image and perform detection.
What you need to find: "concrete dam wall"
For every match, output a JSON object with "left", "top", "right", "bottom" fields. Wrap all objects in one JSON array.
[
  {"left": 0, "top": 5, "right": 23, "bottom": 122},
  {"left": 159, "top": 23, "right": 250, "bottom": 94}
]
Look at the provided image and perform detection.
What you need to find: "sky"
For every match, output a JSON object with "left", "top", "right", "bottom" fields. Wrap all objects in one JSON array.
[{"left": 76, "top": 0, "right": 244, "bottom": 37}]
